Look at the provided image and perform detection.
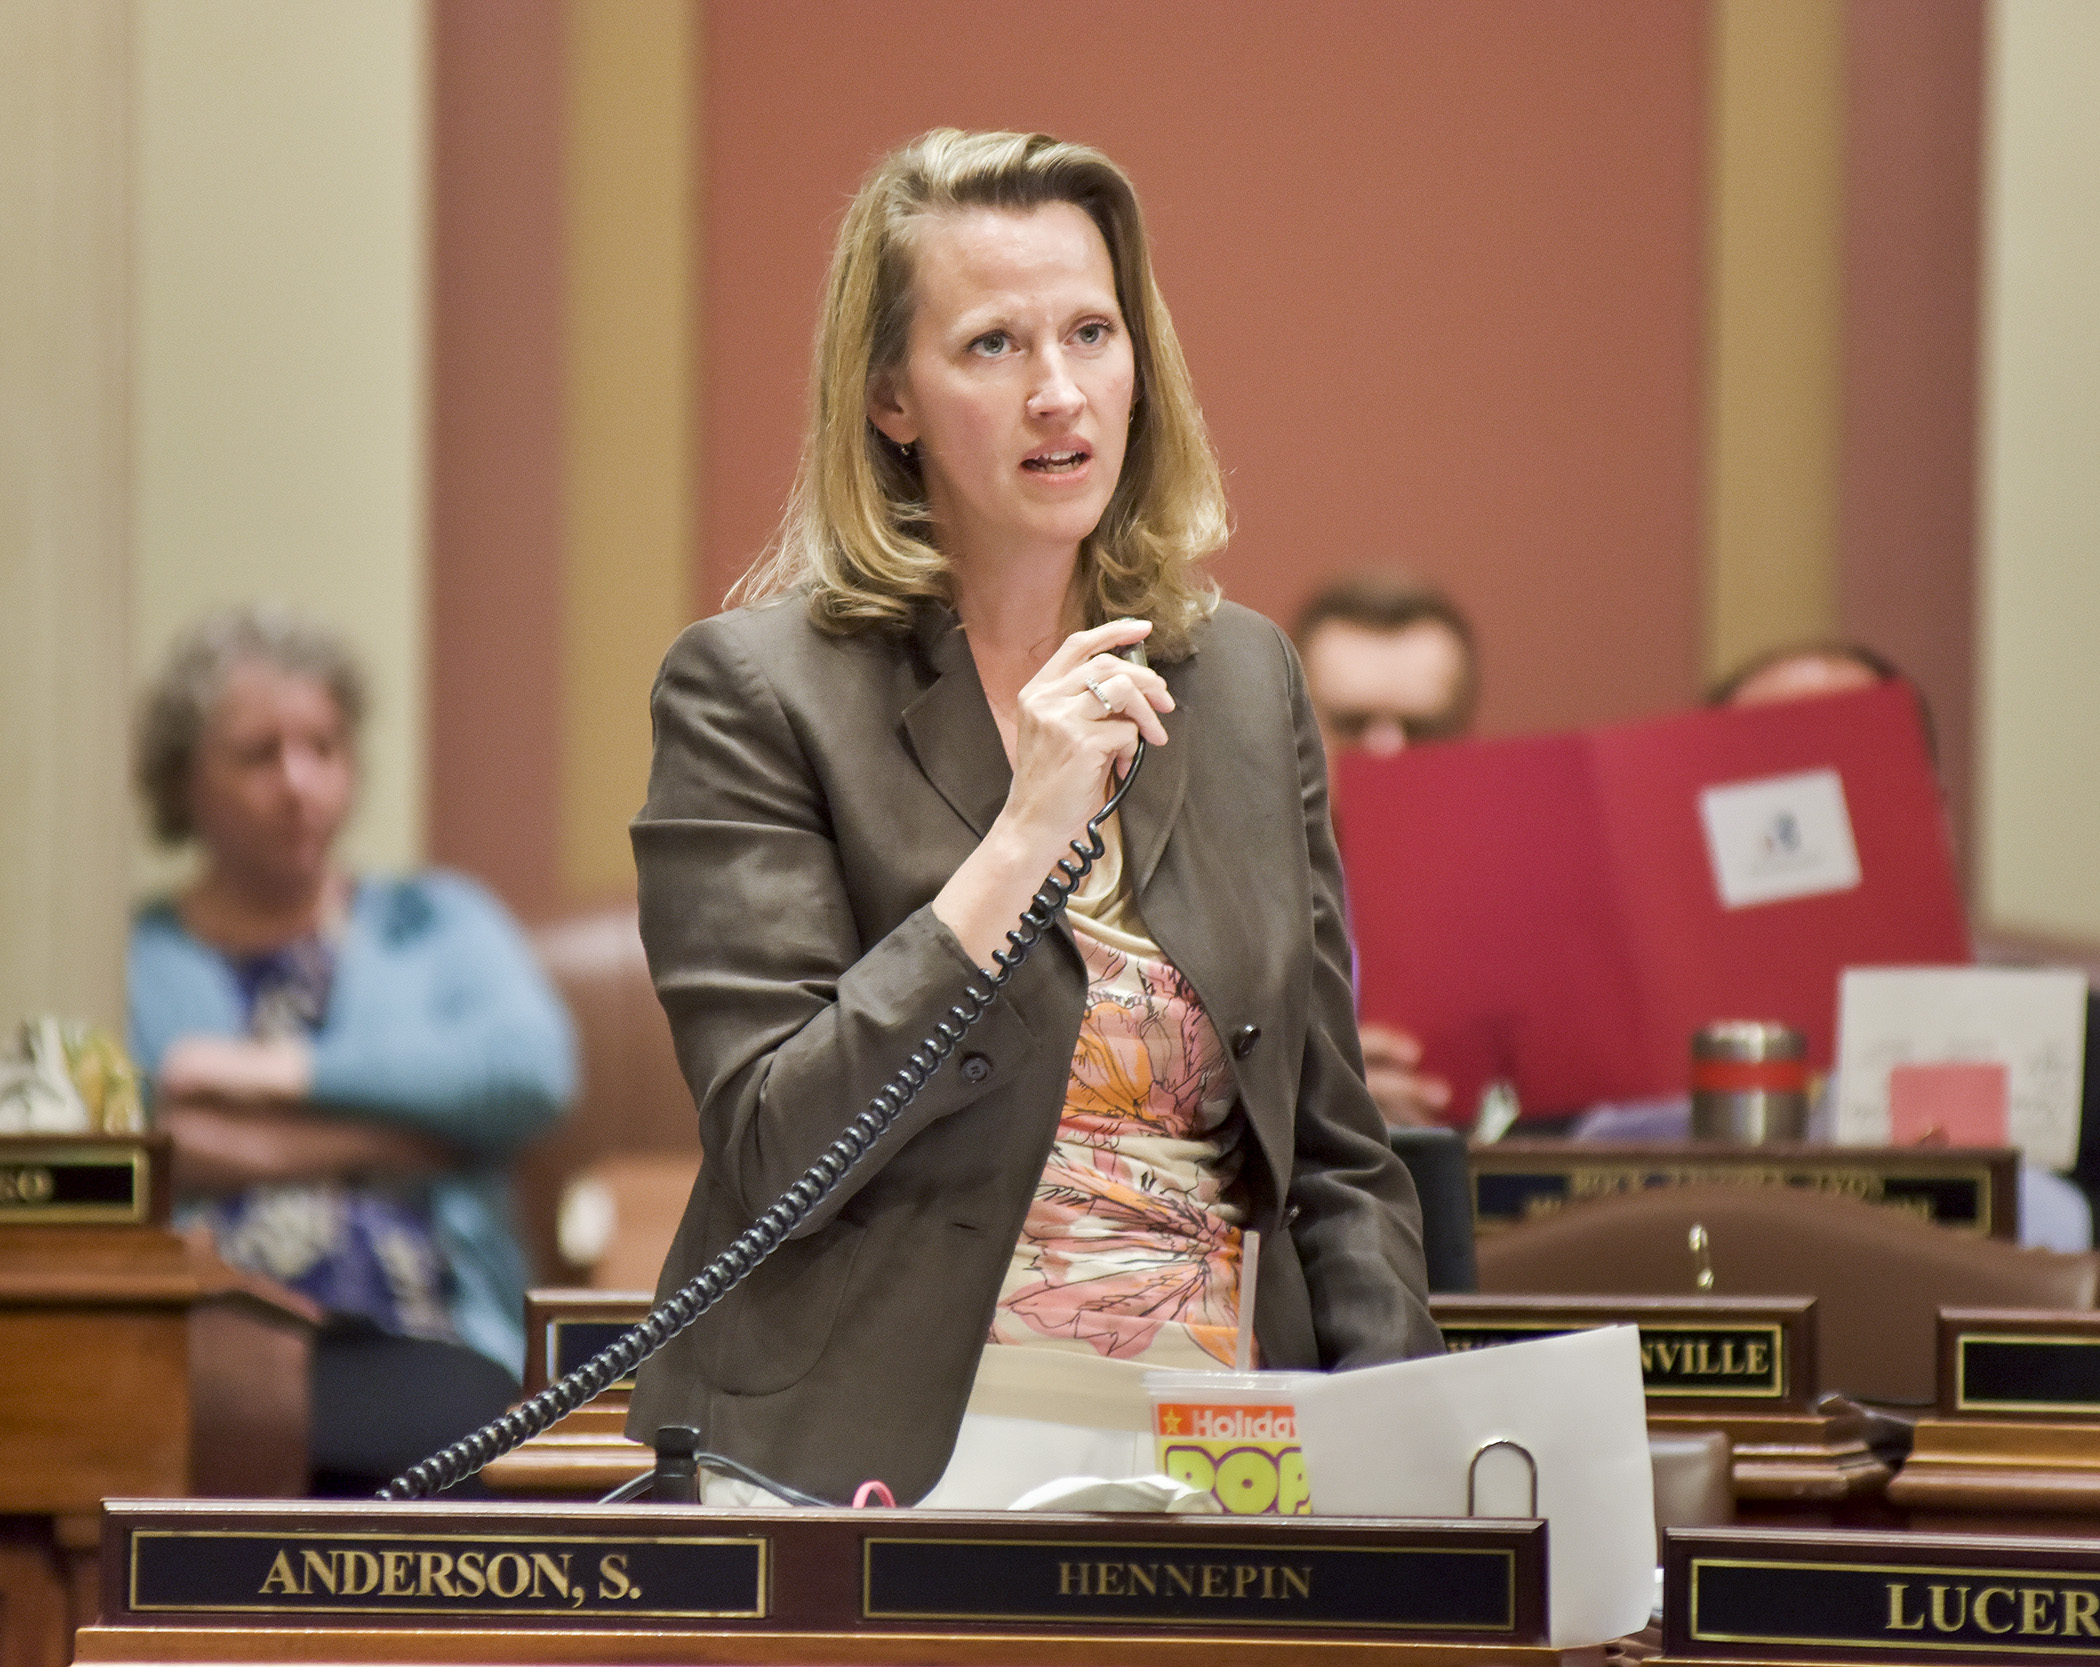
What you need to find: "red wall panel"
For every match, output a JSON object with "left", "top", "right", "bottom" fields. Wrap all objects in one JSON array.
[{"left": 428, "top": 0, "right": 566, "bottom": 916}]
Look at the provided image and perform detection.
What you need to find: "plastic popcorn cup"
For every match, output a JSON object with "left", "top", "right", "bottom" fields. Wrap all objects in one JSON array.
[{"left": 1143, "top": 1370, "right": 1316, "bottom": 1516}]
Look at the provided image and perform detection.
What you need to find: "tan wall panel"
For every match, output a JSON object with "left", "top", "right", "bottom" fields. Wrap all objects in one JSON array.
[
  {"left": 1977, "top": 0, "right": 2100, "bottom": 940},
  {"left": 1838, "top": 0, "right": 1985, "bottom": 892},
  {"left": 0, "top": 0, "right": 132, "bottom": 1031},
  {"left": 559, "top": 0, "right": 696, "bottom": 898},
  {"left": 1704, "top": 0, "right": 1847, "bottom": 681},
  {"left": 132, "top": 0, "right": 428, "bottom": 888}
]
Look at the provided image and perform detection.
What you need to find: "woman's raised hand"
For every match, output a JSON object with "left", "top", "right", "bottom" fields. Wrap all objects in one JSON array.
[
  {"left": 1003, "top": 618, "right": 1172, "bottom": 851},
  {"left": 933, "top": 617, "right": 1172, "bottom": 968}
]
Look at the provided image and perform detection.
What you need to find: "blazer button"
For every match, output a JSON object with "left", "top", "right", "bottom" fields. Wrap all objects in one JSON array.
[
  {"left": 1231, "top": 1024, "right": 1261, "bottom": 1060},
  {"left": 959, "top": 1052, "right": 993, "bottom": 1085}
]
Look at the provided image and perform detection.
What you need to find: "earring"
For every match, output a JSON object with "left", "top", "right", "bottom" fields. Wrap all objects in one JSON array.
[{"left": 899, "top": 440, "right": 916, "bottom": 459}]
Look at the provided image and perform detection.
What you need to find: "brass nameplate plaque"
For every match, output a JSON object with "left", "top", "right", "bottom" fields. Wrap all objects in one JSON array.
[
  {"left": 1670, "top": 1531, "right": 2100, "bottom": 1661},
  {"left": 1473, "top": 1146, "right": 2005, "bottom": 1237},
  {"left": 126, "top": 1529, "right": 766, "bottom": 1621},
  {"left": 862, "top": 1536, "right": 1523, "bottom": 1635},
  {"left": 1442, "top": 1319, "right": 1786, "bottom": 1400},
  {"left": 0, "top": 1140, "right": 150, "bottom": 1226},
  {"left": 1956, "top": 1332, "right": 2100, "bottom": 1417},
  {"left": 547, "top": 1318, "right": 638, "bottom": 1391}
]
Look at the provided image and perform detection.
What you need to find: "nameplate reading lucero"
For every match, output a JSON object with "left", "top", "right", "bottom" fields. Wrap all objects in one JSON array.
[
  {"left": 1666, "top": 1527, "right": 2100, "bottom": 1662},
  {"left": 0, "top": 1134, "right": 164, "bottom": 1226},
  {"left": 862, "top": 1523, "right": 1541, "bottom": 1636},
  {"left": 1432, "top": 1295, "right": 1811, "bottom": 1407},
  {"left": 120, "top": 1514, "right": 764, "bottom": 1623}
]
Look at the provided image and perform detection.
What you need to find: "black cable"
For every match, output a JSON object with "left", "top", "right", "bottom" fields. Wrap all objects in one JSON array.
[
  {"left": 380, "top": 740, "right": 1147, "bottom": 1501},
  {"left": 596, "top": 1449, "right": 827, "bottom": 1508}
]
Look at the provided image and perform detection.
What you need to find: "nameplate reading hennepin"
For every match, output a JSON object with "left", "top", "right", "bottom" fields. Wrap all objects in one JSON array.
[
  {"left": 863, "top": 1537, "right": 1517, "bottom": 1633},
  {"left": 1673, "top": 1531, "right": 2100, "bottom": 1662},
  {"left": 127, "top": 1529, "right": 766, "bottom": 1621}
]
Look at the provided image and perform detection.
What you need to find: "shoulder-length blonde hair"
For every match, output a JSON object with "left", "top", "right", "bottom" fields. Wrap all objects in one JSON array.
[{"left": 731, "top": 128, "right": 1227, "bottom": 659}]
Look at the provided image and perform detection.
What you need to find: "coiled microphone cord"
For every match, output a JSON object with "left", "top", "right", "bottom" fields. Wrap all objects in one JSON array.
[{"left": 380, "top": 741, "right": 1147, "bottom": 1501}]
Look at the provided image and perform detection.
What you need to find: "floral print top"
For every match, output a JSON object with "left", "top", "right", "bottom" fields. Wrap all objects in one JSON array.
[{"left": 989, "top": 814, "right": 1248, "bottom": 1368}]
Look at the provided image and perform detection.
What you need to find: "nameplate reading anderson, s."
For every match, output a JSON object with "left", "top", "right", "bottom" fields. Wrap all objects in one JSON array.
[
  {"left": 1673, "top": 1534, "right": 2100, "bottom": 1662},
  {"left": 126, "top": 1529, "right": 766, "bottom": 1621},
  {"left": 862, "top": 1537, "right": 1520, "bottom": 1634}
]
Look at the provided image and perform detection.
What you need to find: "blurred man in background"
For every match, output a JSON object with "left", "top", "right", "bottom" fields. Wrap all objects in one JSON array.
[
  {"left": 1295, "top": 573, "right": 1480, "bottom": 1127},
  {"left": 1295, "top": 574, "right": 1478, "bottom": 761}
]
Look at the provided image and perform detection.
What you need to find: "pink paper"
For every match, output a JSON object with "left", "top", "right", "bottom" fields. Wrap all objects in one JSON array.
[{"left": 1887, "top": 1061, "right": 2010, "bottom": 1146}]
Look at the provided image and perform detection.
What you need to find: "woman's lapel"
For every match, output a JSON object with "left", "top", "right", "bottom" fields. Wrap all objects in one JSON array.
[{"left": 899, "top": 609, "right": 1011, "bottom": 839}]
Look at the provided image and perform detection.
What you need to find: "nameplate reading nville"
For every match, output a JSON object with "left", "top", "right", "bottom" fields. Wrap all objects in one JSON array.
[
  {"left": 1432, "top": 1295, "right": 1810, "bottom": 1406},
  {"left": 1667, "top": 1528, "right": 2100, "bottom": 1663},
  {"left": 1470, "top": 1141, "right": 2015, "bottom": 1238},
  {"left": 0, "top": 1136, "right": 160, "bottom": 1226},
  {"left": 103, "top": 1502, "right": 1548, "bottom": 1645}
]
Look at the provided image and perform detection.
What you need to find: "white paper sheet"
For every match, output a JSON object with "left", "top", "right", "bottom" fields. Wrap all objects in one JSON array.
[
  {"left": 1834, "top": 966, "right": 2089, "bottom": 1169},
  {"left": 913, "top": 1345, "right": 1155, "bottom": 1510},
  {"left": 1292, "top": 1325, "right": 1656, "bottom": 1648}
]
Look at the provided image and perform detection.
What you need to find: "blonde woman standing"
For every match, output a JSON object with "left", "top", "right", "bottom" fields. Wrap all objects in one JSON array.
[{"left": 628, "top": 129, "right": 1438, "bottom": 1504}]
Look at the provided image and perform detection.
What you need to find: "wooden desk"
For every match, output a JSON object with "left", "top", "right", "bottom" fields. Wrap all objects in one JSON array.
[
  {"left": 72, "top": 1498, "right": 1599, "bottom": 1666},
  {"left": 1891, "top": 1307, "right": 2100, "bottom": 1536},
  {"left": 0, "top": 1134, "right": 317, "bottom": 1667}
]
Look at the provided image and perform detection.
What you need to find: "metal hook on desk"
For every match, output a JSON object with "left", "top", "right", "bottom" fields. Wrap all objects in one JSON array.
[
  {"left": 1688, "top": 1222, "right": 1715, "bottom": 1291},
  {"left": 1466, "top": 1438, "right": 1539, "bottom": 1518}
]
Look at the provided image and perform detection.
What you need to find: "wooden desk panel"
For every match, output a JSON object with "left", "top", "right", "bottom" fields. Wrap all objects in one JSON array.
[
  {"left": 1892, "top": 1308, "right": 2100, "bottom": 1535},
  {"left": 0, "top": 1221, "right": 315, "bottom": 1667},
  {"left": 74, "top": 1500, "right": 1598, "bottom": 1666},
  {"left": 74, "top": 1627, "right": 1603, "bottom": 1665}
]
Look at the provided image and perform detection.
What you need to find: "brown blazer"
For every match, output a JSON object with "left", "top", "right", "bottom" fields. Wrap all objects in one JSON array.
[{"left": 625, "top": 595, "right": 1441, "bottom": 1501}]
